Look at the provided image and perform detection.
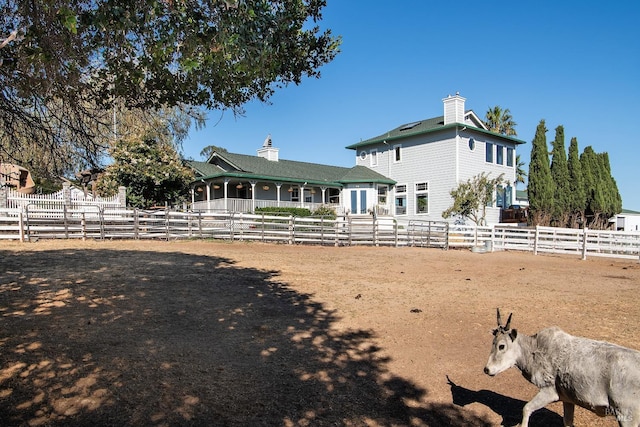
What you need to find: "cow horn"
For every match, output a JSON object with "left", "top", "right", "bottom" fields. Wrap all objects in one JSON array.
[
  {"left": 496, "top": 308, "right": 502, "bottom": 327},
  {"left": 505, "top": 313, "right": 513, "bottom": 330}
]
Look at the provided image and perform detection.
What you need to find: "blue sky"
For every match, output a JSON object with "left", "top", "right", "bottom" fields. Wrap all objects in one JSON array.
[{"left": 184, "top": 1, "right": 640, "bottom": 210}]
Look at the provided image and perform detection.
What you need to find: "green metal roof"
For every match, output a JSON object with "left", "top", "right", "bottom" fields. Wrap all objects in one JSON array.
[
  {"left": 187, "top": 150, "right": 395, "bottom": 187},
  {"left": 346, "top": 114, "right": 526, "bottom": 150}
]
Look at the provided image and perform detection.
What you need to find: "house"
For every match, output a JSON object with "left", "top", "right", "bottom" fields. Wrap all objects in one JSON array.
[
  {"left": 186, "top": 142, "right": 395, "bottom": 215},
  {"left": 612, "top": 209, "right": 640, "bottom": 232},
  {"left": 346, "top": 93, "right": 526, "bottom": 224}
]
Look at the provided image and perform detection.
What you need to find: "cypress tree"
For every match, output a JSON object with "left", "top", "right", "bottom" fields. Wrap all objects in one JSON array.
[
  {"left": 567, "top": 137, "right": 586, "bottom": 227},
  {"left": 598, "top": 152, "right": 622, "bottom": 224},
  {"left": 581, "top": 146, "right": 604, "bottom": 227},
  {"left": 527, "top": 120, "right": 555, "bottom": 225},
  {"left": 550, "top": 126, "right": 570, "bottom": 227}
]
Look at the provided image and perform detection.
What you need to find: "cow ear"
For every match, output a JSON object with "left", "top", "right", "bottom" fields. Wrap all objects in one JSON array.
[{"left": 509, "top": 329, "right": 518, "bottom": 341}]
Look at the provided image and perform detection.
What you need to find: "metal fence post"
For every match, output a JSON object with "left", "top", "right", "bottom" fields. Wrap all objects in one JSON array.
[
  {"left": 533, "top": 225, "right": 539, "bottom": 255},
  {"left": 582, "top": 227, "right": 588, "bottom": 260}
]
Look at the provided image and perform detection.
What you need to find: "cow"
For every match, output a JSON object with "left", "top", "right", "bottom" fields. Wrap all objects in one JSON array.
[{"left": 484, "top": 308, "right": 640, "bottom": 427}]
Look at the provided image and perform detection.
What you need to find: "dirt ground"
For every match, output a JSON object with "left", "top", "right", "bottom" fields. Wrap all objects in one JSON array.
[{"left": 1, "top": 240, "right": 639, "bottom": 427}]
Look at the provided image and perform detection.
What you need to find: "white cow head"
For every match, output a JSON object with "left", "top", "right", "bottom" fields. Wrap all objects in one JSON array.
[{"left": 484, "top": 308, "right": 519, "bottom": 376}]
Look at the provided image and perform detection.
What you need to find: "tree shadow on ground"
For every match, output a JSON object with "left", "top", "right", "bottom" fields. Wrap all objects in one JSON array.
[
  {"left": 447, "top": 376, "right": 564, "bottom": 427},
  {"left": 1, "top": 247, "right": 496, "bottom": 426}
]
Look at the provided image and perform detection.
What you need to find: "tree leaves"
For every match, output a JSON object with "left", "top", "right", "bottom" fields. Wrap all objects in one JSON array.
[
  {"left": 1, "top": 0, "right": 340, "bottom": 173},
  {"left": 443, "top": 172, "right": 505, "bottom": 226}
]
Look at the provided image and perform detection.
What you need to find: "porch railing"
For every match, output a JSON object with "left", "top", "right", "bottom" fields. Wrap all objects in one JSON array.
[{"left": 191, "top": 198, "right": 343, "bottom": 214}]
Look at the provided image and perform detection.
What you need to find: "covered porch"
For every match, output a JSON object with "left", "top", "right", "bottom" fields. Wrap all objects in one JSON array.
[{"left": 190, "top": 178, "right": 343, "bottom": 214}]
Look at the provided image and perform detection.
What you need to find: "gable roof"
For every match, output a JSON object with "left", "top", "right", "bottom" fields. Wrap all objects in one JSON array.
[
  {"left": 346, "top": 112, "right": 525, "bottom": 150},
  {"left": 187, "top": 149, "right": 395, "bottom": 187}
]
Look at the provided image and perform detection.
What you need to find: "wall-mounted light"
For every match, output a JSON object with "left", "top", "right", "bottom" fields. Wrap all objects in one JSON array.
[
  {"left": 236, "top": 183, "right": 243, "bottom": 189},
  {"left": 262, "top": 185, "right": 270, "bottom": 191}
]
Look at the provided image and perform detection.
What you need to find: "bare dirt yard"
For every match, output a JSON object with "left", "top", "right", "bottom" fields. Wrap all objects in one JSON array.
[{"left": 1, "top": 239, "right": 639, "bottom": 426}]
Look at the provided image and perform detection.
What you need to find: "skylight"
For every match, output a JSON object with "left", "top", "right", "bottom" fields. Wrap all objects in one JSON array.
[{"left": 399, "top": 121, "right": 421, "bottom": 131}]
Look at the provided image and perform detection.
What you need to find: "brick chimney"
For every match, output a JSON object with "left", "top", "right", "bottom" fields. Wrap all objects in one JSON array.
[{"left": 442, "top": 93, "right": 466, "bottom": 125}]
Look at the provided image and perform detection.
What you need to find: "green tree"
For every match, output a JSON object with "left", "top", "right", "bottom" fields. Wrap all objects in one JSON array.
[
  {"left": 580, "top": 146, "right": 599, "bottom": 226},
  {"left": 1, "top": 0, "right": 340, "bottom": 167},
  {"left": 443, "top": 172, "right": 505, "bottom": 226},
  {"left": 97, "top": 120, "right": 193, "bottom": 208},
  {"left": 567, "top": 137, "right": 586, "bottom": 227},
  {"left": 549, "top": 126, "right": 570, "bottom": 227},
  {"left": 527, "top": 120, "right": 555, "bottom": 226},
  {"left": 596, "top": 152, "right": 622, "bottom": 227},
  {"left": 484, "top": 106, "right": 518, "bottom": 136}
]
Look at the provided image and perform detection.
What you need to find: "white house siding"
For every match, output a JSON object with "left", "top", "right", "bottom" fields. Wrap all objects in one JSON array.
[
  {"left": 613, "top": 212, "right": 640, "bottom": 232},
  {"left": 457, "top": 132, "right": 518, "bottom": 224},
  {"left": 356, "top": 129, "right": 520, "bottom": 225},
  {"left": 356, "top": 130, "right": 458, "bottom": 223},
  {"left": 341, "top": 183, "right": 377, "bottom": 216}
]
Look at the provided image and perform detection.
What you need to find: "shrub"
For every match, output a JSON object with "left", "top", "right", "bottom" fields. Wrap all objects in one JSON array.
[
  {"left": 311, "top": 205, "right": 337, "bottom": 219},
  {"left": 255, "top": 207, "right": 311, "bottom": 217}
]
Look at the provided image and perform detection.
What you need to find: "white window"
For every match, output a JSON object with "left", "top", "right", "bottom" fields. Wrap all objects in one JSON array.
[
  {"left": 415, "top": 182, "right": 429, "bottom": 214},
  {"left": 507, "top": 147, "right": 514, "bottom": 167},
  {"left": 393, "top": 145, "right": 402, "bottom": 163},
  {"left": 370, "top": 149, "right": 378, "bottom": 167},
  {"left": 377, "top": 185, "right": 387, "bottom": 204},
  {"left": 395, "top": 184, "right": 407, "bottom": 215}
]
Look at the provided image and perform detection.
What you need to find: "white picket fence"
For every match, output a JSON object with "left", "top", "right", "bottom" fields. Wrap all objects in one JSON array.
[
  {"left": 4, "top": 187, "right": 121, "bottom": 210},
  {"left": 0, "top": 208, "right": 638, "bottom": 261}
]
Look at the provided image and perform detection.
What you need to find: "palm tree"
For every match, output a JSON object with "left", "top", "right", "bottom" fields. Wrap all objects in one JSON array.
[{"left": 484, "top": 106, "right": 518, "bottom": 136}]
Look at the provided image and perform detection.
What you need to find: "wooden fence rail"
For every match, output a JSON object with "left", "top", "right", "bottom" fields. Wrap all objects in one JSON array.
[{"left": 1, "top": 208, "right": 639, "bottom": 261}]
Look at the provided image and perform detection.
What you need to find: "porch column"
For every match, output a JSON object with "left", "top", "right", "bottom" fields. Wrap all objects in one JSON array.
[
  {"left": 299, "top": 184, "right": 305, "bottom": 208},
  {"left": 250, "top": 180, "right": 257, "bottom": 212},
  {"left": 276, "top": 183, "right": 282, "bottom": 207},
  {"left": 320, "top": 186, "right": 327, "bottom": 204},
  {"left": 223, "top": 179, "right": 230, "bottom": 211},
  {"left": 191, "top": 187, "right": 195, "bottom": 205},
  {"left": 205, "top": 182, "right": 212, "bottom": 210}
]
